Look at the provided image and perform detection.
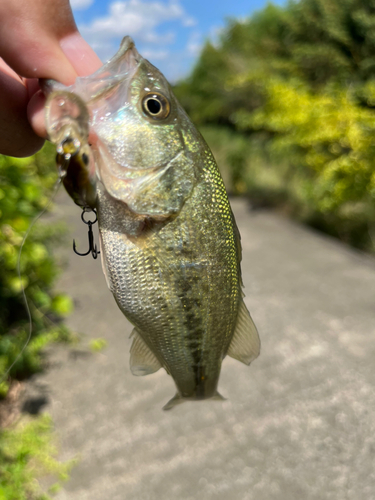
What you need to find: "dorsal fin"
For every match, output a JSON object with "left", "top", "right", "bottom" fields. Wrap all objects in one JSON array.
[
  {"left": 227, "top": 300, "right": 260, "bottom": 365},
  {"left": 129, "top": 328, "right": 162, "bottom": 376}
]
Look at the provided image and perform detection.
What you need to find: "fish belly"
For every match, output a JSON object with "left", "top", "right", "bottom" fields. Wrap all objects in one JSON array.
[{"left": 97, "top": 175, "right": 241, "bottom": 399}]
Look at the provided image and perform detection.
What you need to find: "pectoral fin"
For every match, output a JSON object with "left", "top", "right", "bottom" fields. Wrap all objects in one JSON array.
[
  {"left": 227, "top": 300, "right": 260, "bottom": 365},
  {"left": 129, "top": 328, "right": 162, "bottom": 376}
]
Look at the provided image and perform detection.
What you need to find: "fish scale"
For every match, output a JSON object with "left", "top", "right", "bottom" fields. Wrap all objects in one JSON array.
[
  {"left": 44, "top": 36, "right": 260, "bottom": 409},
  {"left": 97, "top": 153, "right": 239, "bottom": 399}
]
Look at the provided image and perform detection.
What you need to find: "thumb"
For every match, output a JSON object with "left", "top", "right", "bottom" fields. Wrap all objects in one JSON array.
[
  {"left": 27, "top": 31, "right": 102, "bottom": 139},
  {"left": 0, "top": 0, "right": 100, "bottom": 84}
]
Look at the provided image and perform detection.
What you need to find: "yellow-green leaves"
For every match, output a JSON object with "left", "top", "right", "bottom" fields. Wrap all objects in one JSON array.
[
  {"left": 176, "top": 0, "right": 375, "bottom": 251},
  {"left": 0, "top": 414, "right": 76, "bottom": 499},
  {"left": 233, "top": 79, "right": 375, "bottom": 212},
  {"left": 0, "top": 145, "right": 73, "bottom": 391},
  {"left": 89, "top": 338, "right": 108, "bottom": 353},
  {"left": 51, "top": 295, "right": 74, "bottom": 317}
]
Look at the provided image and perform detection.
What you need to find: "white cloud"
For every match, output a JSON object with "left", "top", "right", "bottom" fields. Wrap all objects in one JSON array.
[
  {"left": 70, "top": 0, "right": 94, "bottom": 10},
  {"left": 75, "top": 0, "right": 200, "bottom": 80},
  {"left": 79, "top": 0, "right": 196, "bottom": 45},
  {"left": 183, "top": 17, "right": 197, "bottom": 28}
]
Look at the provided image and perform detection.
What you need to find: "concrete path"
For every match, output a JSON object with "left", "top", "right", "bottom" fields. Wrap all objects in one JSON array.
[{"left": 22, "top": 192, "right": 375, "bottom": 500}]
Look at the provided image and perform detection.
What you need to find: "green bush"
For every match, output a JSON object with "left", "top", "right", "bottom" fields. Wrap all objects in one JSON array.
[
  {"left": 0, "top": 144, "right": 76, "bottom": 498},
  {"left": 0, "top": 144, "right": 73, "bottom": 395},
  {"left": 176, "top": 0, "right": 375, "bottom": 251},
  {"left": 200, "top": 125, "right": 309, "bottom": 212},
  {"left": 0, "top": 414, "right": 75, "bottom": 500},
  {"left": 233, "top": 78, "right": 375, "bottom": 209}
]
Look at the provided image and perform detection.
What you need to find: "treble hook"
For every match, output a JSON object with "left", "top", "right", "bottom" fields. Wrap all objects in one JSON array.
[{"left": 73, "top": 208, "right": 100, "bottom": 260}]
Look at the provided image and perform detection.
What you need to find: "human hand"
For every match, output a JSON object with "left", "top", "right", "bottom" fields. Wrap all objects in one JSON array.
[{"left": 0, "top": 0, "right": 102, "bottom": 157}]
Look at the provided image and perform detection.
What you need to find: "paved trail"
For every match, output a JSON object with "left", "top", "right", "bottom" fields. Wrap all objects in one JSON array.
[{"left": 23, "top": 192, "right": 375, "bottom": 500}]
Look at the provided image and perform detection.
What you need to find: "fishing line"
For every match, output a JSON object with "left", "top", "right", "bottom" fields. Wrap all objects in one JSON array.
[{"left": 0, "top": 178, "right": 62, "bottom": 385}]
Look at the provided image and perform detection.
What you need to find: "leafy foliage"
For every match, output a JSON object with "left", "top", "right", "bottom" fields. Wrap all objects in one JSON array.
[
  {"left": 175, "top": 0, "right": 375, "bottom": 250},
  {"left": 0, "top": 414, "right": 75, "bottom": 500},
  {"left": 0, "top": 145, "right": 76, "bottom": 497},
  {"left": 0, "top": 144, "right": 73, "bottom": 395}
]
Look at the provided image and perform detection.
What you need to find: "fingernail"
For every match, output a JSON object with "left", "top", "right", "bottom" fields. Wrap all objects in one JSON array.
[{"left": 60, "top": 33, "right": 102, "bottom": 77}]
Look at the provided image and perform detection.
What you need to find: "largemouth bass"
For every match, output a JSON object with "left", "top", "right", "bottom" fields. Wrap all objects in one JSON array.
[{"left": 44, "top": 37, "right": 260, "bottom": 409}]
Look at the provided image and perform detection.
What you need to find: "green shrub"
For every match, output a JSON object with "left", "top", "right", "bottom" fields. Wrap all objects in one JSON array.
[
  {"left": 0, "top": 144, "right": 73, "bottom": 395},
  {"left": 0, "top": 145, "right": 76, "bottom": 497},
  {"left": 0, "top": 414, "right": 75, "bottom": 500},
  {"left": 200, "top": 125, "right": 310, "bottom": 213},
  {"left": 176, "top": 0, "right": 375, "bottom": 251}
]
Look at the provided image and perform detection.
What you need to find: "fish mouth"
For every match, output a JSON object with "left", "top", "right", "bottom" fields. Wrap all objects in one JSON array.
[
  {"left": 42, "top": 36, "right": 141, "bottom": 106},
  {"left": 44, "top": 36, "right": 141, "bottom": 145},
  {"left": 43, "top": 36, "right": 141, "bottom": 204},
  {"left": 65, "top": 36, "right": 141, "bottom": 105}
]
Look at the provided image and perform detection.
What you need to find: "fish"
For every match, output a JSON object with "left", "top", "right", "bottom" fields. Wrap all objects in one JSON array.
[{"left": 44, "top": 36, "right": 260, "bottom": 410}]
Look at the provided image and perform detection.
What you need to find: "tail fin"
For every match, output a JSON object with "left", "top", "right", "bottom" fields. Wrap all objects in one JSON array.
[
  {"left": 211, "top": 391, "right": 226, "bottom": 401},
  {"left": 162, "top": 391, "right": 226, "bottom": 410}
]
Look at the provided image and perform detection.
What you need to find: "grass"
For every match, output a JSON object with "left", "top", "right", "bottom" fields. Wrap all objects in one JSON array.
[{"left": 0, "top": 413, "right": 76, "bottom": 500}]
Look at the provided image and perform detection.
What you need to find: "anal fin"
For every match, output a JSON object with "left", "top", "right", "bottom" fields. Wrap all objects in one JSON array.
[
  {"left": 163, "top": 393, "right": 184, "bottom": 411},
  {"left": 130, "top": 327, "right": 162, "bottom": 376},
  {"left": 227, "top": 300, "right": 260, "bottom": 365}
]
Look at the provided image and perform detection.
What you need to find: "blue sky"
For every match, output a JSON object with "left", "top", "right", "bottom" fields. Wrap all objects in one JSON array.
[{"left": 71, "top": 0, "right": 286, "bottom": 82}]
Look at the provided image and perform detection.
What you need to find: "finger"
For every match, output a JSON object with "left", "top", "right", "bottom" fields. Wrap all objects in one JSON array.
[
  {"left": 26, "top": 78, "right": 40, "bottom": 100},
  {"left": 60, "top": 32, "right": 102, "bottom": 77},
  {"left": 0, "top": 59, "right": 44, "bottom": 157},
  {"left": 0, "top": 0, "right": 78, "bottom": 83},
  {"left": 0, "top": 0, "right": 102, "bottom": 156},
  {"left": 27, "top": 90, "right": 48, "bottom": 139},
  {"left": 28, "top": 33, "right": 102, "bottom": 140}
]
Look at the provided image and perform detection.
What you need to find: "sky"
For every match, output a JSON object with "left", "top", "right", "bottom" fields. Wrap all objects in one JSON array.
[{"left": 71, "top": 0, "right": 286, "bottom": 82}]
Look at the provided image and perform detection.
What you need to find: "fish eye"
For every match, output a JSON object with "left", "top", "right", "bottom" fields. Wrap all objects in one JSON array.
[
  {"left": 81, "top": 152, "right": 89, "bottom": 165},
  {"left": 142, "top": 93, "right": 170, "bottom": 120}
]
